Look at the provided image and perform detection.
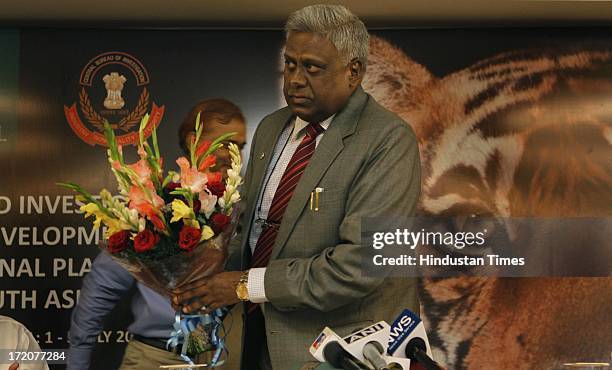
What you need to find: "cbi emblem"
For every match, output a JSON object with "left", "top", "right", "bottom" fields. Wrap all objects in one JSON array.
[{"left": 64, "top": 51, "right": 165, "bottom": 146}]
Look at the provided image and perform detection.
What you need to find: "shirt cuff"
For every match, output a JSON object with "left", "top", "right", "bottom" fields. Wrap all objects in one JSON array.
[{"left": 247, "top": 268, "right": 269, "bottom": 303}]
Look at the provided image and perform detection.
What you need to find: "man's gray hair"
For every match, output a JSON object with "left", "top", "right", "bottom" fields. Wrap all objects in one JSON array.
[{"left": 285, "top": 4, "right": 369, "bottom": 66}]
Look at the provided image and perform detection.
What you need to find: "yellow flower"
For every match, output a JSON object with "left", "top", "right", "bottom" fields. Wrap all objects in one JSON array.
[
  {"left": 81, "top": 202, "right": 128, "bottom": 236},
  {"left": 103, "top": 218, "right": 126, "bottom": 238},
  {"left": 80, "top": 203, "right": 105, "bottom": 228},
  {"left": 200, "top": 225, "right": 214, "bottom": 241},
  {"left": 184, "top": 218, "right": 200, "bottom": 229},
  {"left": 170, "top": 199, "right": 194, "bottom": 223},
  {"left": 81, "top": 202, "right": 98, "bottom": 216}
]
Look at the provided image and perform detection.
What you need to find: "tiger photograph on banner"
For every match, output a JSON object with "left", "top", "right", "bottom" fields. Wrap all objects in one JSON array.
[
  {"left": 59, "top": 112, "right": 243, "bottom": 368},
  {"left": 360, "top": 34, "right": 612, "bottom": 369}
]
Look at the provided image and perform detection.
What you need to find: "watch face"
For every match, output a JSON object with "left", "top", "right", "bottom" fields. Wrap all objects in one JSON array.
[{"left": 237, "top": 284, "right": 249, "bottom": 300}]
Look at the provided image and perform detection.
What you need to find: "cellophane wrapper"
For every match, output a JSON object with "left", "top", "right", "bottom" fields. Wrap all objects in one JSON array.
[
  {"left": 99, "top": 208, "right": 240, "bottom": 362},
  {"left": 100, "top": 208, "right": 240, "bottom": 297}
]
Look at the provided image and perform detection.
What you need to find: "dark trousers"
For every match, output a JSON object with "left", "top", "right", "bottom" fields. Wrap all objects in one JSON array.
[{"left": 242, "top": 306, "right": 271, "bottom": 370}]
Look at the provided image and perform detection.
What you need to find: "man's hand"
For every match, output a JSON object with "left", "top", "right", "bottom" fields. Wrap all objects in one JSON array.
[
  {"left": 9, "top": 362, "right": 19, "bottom": 370},
  {"left": 172, "top": 271, "right": 244, "bottom": 314}
]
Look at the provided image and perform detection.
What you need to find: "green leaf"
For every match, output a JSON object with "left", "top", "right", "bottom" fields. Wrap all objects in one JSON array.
[
  {"left": 103, "top": 120, "right": 121, "bottom": 163},
  {"left": 151, "top": 117, "right": 160, "bottom": 160},
  {"left": 195, "top": 131, "right": 237, "bottom": 168},
  {"left": 138, "top": 113, "right": 150, "bottom": 148},
  {"left": 162, "top": 171, "right": 178, "bottom": 188},
  {"left": 56, "top": 182, "right": 114, "bottom": 218}
]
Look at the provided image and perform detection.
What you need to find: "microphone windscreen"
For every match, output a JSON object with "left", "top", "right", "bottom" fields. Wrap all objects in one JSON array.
[
  {"left": 405, "top": 337, "right": 427, "bottom": 361},
  {"left": 323, "top": 341, "right": 346, "bottom": 368}
]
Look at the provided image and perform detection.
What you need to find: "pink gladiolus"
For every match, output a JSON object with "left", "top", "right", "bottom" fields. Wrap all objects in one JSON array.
[
  {"left": 138, "top": 146, "right": 147, "bottom": 158},
  {"left": 151, "top": 192, "right": 164, "bottom": 208},
  {"left": 128, "top": 185, "right": 164, "bottom": 218},
  {"left": 128, "top": 185, "right": 146, "bottom": 206},
  {"left": 149, "top": 215, "right": 166, "bottom": 231},
  {"left": 142, "top": 179, "right": 156, "bottom": 191},
  {"left": 129, "top": 201, "right": 155, "bottom": 219},
  {"left": 176, "top": 157, "right": 207, "bottom": 193},
  {"left": 112, "top": 160, "right": 122, "bottom": 170},
  {"left": 128, "top": 159, "right": 152, "bottom": 184}
]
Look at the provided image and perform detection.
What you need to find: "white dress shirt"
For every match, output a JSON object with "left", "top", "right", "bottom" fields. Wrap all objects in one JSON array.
[
  {"left": 247, "top": 115, "right": 334, "bottom": 303},
  {"left": 0, "top": 315, "right": 49, "bottom": 370}
]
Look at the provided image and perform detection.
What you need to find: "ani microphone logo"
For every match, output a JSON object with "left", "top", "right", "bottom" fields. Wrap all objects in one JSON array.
[{"left": 64, "top": 51, "right": 165, "bottom": 146}]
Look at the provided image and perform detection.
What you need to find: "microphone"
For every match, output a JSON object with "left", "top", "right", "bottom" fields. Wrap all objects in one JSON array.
[
  {"left": 362, "top": 341, "right": 391, "bottom": 370},
  {"left": 323, "top": 341, "right": 365, "bottom": 370},
  {"left": 405, "top": 338, "right": 442, "bottom": 370},
  {"left": 386, "top": 309, "right": 441, "bottom": 370},
  {"left": 341, "top": 321, "right": 391, "bottom": 370}
]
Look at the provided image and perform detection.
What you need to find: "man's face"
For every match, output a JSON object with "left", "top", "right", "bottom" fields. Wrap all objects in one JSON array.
[
  {"left": 186, "top": 117, "right": 247, "bottom": 174},
  {"left": 283, "top": 32, "right": 355, "bottom": 123}
]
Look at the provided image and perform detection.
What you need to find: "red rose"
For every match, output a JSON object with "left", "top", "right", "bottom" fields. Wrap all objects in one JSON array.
[
  {"left": 193, "top": 199, "right": 201, "bottom": 214},
  {"left": 164, "top": 182, "right": 181, "bottom": 193},
  {"left": 163, "top": 182, "right": 182, "bottom": 201},
  {"left": 207, "top": 172, "right": 225, "bottom": 197},
  {"left": 179, "top": 226, "right": 202, "bottom": 252},
  {"left": 134, "top": 229, "right": 159, "bottom": 253},
  {"left": 210, "top": 212, "right": 231, "bottom": 234},
  {"left": 107, "top": 230, "right": 131, "bottom": 253}
]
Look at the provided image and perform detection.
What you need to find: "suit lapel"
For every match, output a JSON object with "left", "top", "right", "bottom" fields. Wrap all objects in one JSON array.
[
  {"left": 269, "top": 87, "right": 369, "bottom": 261},
  {"left": 241, "top": 108, "right": 292, "bottom": 261}
]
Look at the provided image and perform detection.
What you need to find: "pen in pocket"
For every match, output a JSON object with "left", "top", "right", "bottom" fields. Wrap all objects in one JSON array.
[{"left": 310, "top": 187, "right": 324, "bottom": 211}]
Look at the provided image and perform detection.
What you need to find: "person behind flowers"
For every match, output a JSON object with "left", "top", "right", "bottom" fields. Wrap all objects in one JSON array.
[
  {"left": 66, "top": 99, "right": 246, "bottom": 370},
  {"left": 178, "top": 98, "right": 247, "bottom": 176},
  {"left": 172, "top": 5, "right": 421, "bottom": 370}
]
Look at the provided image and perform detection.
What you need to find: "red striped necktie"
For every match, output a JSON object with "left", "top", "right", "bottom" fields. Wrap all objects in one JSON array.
[{"left": 247, "top": 121, "right": 324, "bottom": 313}]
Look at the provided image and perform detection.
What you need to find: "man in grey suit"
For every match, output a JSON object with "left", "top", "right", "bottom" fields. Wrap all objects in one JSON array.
[{"left": 173, "top": 5, "right": 421, "bottom": 369}]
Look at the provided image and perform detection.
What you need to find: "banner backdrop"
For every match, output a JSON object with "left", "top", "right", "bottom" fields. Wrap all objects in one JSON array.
[{"left": 1, "top": 28, "right": 611, "bottom": 370}]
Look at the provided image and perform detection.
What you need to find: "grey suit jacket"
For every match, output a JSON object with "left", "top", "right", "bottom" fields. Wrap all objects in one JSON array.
[{"left": 228, "top": 86, "right": 421, "bottom": 369}]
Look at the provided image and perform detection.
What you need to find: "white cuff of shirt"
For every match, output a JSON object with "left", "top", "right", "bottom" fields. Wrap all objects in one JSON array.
[{"left": 247, "top": 268, "right": 269, "bottom": 303}]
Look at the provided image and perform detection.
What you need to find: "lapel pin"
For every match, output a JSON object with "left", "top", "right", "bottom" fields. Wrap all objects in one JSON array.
[{"left": 259, "top": 152, "right": 265, "bottom": 160}]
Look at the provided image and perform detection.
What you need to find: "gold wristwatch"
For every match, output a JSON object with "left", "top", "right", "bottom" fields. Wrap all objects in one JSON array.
[{"left": 236, "top": 270, "right": 250, "bottom": 302}]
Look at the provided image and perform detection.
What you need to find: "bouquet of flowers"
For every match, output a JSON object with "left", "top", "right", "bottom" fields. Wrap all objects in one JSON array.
[{"left": 59, "top": 112, "right": 242, "bottom": 367}]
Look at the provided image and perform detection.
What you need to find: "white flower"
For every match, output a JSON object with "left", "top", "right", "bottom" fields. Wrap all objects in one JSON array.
[
  {"left": 227, "top": 168, "right": 239, "bottom": 180},
  {"left": 217, "top": 142, "right": 243, "bottom": 213},
  {"left": 198, "top": 190, "right": 218, "bottom": 218},
  {"left": 127, "top": 208, "right": 140, "bottom": 225},
  {"left": 138, "top": 218, "right": 146, "bottom": 232},
  {"left": 116, "top": 184, "right": 128, "bottom": 196}
]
